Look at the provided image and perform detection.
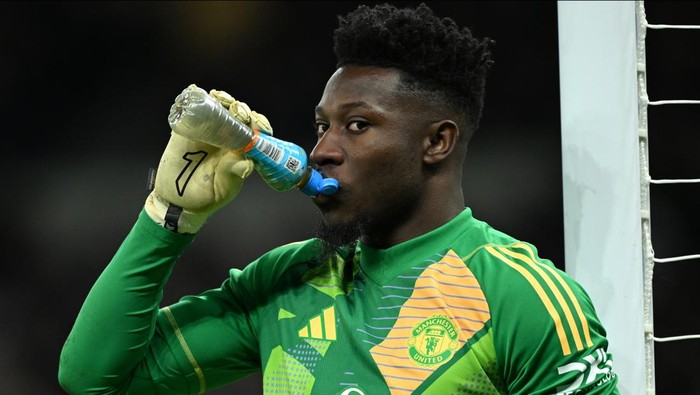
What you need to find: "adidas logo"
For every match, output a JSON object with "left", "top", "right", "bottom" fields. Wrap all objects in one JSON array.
[{"left": 298, "top": 306, "right": 337, "bottom": 341}]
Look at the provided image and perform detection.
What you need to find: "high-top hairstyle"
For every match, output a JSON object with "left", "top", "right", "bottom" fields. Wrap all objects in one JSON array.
[{"left": 333, "top": 3, "right": 494, "bottom": 141}]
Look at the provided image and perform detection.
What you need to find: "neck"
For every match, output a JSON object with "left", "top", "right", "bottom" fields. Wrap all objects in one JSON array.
[{"left": 361, "top": 184, "right": 464, "bottom": 249}]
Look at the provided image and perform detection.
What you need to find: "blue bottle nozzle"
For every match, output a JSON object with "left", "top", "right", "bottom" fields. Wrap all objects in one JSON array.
[{"left": 299, "top": 168, "right": 339, "bottom": 197}]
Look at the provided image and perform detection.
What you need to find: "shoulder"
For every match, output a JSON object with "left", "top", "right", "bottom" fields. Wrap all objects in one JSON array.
[
  {"left": 450, "top": 215, "right": 593, "bottom": 348},
  {"left": 466, "top": 242, "right": 615, "bottom": 392},
  {"left": 467, "top": 241, "right": 596, "bottom": 341},
  {"left": 253, "top": 238, "right": 320, "bottom": 266},
  {"left": 450, "top": 212, "right": 617, "bottom": 392},
  {"left": 453, "top": 215, "right": 575, "bottom": 310},
  {"left": 225, "top": 238, "right": 321, "bottom": 300},
  {"left": 467, "top": 241, "right": 594, "bottom": 320}
]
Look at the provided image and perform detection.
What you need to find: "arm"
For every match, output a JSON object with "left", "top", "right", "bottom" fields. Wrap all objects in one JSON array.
[
  {"left": 58, "top": 211, "right": 263, "bottom": 394},
  {"left": 58, "top": 86, "right": 274, "bottom": 394},
  {"left": 58, "top": 210, "right": 194, "bottom": 394}
]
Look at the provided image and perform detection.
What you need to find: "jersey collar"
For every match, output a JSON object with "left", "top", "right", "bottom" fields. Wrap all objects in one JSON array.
[{"left": 357, "top": 207, "right": 474, "bottom": 285}]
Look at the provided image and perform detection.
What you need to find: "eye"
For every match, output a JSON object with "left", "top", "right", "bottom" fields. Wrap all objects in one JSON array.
[
  {"left": 314, "top": 121, "right": 329, "bottom": 136},
  {"left": 347, "top": 120, "right": 369, "bottom": 133}
]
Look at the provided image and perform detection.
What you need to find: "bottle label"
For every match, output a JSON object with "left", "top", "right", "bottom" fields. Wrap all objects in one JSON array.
[
  {"left": 247, "top": 133, "right": 308, "bottom": 191},
  {"left": 256, "top": 137, "right": 284, "bottom": 164},
  {"left": 284, "top": 156, "right": 302, "bottom": 174}
]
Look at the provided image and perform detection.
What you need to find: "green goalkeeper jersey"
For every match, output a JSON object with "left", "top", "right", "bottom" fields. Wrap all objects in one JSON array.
[{"left": 59, "top": 208, "right": 618, "bottom": 394}]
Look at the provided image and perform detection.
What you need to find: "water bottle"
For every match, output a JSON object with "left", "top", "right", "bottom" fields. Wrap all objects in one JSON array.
[{"left": 167, "top": 85, "right": 338, "bottom": 197}]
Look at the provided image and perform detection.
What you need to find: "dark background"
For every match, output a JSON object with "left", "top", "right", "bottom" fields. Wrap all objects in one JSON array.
[{"left": 1, "top": 1, "right": 698, "bottom": 393}]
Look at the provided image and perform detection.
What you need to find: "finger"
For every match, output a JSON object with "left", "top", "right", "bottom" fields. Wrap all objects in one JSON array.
[
  {"left": 250, "top": 111, "right": 273, "bottom": 135},
  {"left": 230, "top": 100, "right": 253, "bottom": 125},
  {"left": 220, "top": 152, "right": 255, "bottom": 179},
  {"left": 209, "top": 89, "right": 235, "bottom": 109}
]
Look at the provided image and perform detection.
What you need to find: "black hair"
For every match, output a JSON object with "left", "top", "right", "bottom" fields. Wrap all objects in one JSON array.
[{"left": 333, "top": 3, "right": 494, "bottom": 138}]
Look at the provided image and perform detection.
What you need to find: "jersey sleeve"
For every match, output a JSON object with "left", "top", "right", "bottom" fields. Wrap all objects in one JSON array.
[
  {"left": 58, "top": 208, "right": 282, "bottom": 394},
  {"left": 58, "top": 209, "right": 196, "bottom": 394},
  {"left": 472, "top": 242, "right": 619, "bottom": 394},
  {"left": 141, "top": 239, "right": 317, "bottom": 393},
  {"left": 133, "top": 268, "right": 262, "bottom": 394}
]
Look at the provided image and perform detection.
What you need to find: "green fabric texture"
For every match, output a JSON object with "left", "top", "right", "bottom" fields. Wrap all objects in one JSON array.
[{"left": 421, "top": 328, "right": 506, "bottom": 395}]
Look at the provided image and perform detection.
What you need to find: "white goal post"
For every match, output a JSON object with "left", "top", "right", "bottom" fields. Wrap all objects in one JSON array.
[{"left": 558, "top": 2, "right": 646, "bottom": 394}]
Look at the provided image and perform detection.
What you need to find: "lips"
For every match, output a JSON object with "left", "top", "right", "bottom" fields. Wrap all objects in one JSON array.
[
  {"left": 312, "top": 185, "right": 339, "bottom": 204},
  {"left": 311, "top": 167, "right": 342, "bottom": 205},
  {"left": 315, "top": 167, "right": 334, "bottom": 180},
  {"left": 311, "top": 182, "right": 343, "bottom": 210}
]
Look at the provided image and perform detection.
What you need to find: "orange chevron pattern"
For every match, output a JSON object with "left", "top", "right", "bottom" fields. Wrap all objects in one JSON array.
[{"left": 369, "top": 250, "right": 490, "bottom": 394}]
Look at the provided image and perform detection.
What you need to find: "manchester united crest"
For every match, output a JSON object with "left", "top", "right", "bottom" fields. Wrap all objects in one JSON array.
[{"left": 407, "top": 314, "right": 460, "bottom": 367}]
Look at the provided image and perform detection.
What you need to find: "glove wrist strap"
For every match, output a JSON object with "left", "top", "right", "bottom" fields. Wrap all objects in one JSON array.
[{"left": 164, "top": 204, "right": 183, "bottom": 232}]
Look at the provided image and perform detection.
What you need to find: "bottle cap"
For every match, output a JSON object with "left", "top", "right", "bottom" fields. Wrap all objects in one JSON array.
[{"left": 300, "top": 168, "right": 339, "bottom": 197}]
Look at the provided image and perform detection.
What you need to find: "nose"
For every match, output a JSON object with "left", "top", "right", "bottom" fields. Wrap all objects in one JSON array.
[{"left": 309, "top": 129, "right": 343, "bottom": 168}]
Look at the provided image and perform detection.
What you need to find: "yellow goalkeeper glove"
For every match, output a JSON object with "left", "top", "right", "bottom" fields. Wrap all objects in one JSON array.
[{"left": 144, "top": 84, "right": 273, "bottom": 233}]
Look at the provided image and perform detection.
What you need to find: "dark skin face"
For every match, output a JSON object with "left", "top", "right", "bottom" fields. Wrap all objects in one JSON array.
[{"left": 311, "top": 66, "right": 465, "bottom": 249}]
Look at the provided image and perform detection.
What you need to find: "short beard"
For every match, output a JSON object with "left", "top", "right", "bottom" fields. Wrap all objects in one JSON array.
[{"left": 314, "top": 215, "right": 368, "bottom": 265}]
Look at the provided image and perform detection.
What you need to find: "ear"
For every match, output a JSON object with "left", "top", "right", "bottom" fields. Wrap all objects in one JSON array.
[{"left": 423, "top": 120, "right": 460, "bottom": 165}]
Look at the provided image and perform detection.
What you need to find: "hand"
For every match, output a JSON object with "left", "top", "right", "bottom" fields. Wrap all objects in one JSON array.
[{"left": 144, "top": 84, "right": 273, "bottom": 233}]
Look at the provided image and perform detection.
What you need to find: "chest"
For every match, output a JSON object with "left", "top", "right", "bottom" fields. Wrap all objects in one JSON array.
[{"left": 255, "top": 256, "right": 494, "bottom": 394}]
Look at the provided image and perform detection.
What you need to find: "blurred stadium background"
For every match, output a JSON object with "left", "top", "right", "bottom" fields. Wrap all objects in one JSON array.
[{"left": 1, "top": 1, "right": 697, "bottom": 393}]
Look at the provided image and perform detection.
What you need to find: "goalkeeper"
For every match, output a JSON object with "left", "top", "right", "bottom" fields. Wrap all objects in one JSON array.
[{"left": 59, "top": 3, "right": 619, "bottom": 394}]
